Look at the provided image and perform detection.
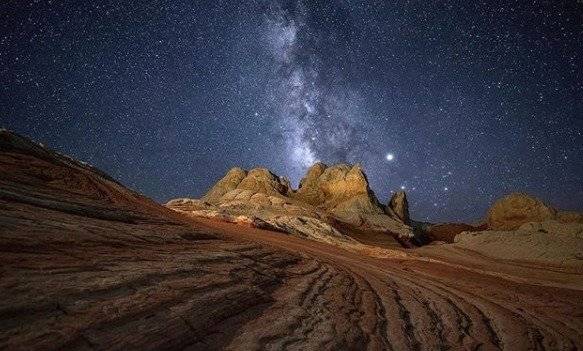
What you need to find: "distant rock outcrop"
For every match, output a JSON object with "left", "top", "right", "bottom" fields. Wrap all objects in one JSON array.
[
  {"left": 385, "top": 191, "right": 410, "bottom": 225},
  {"left": 167, "top": 163, "right": 416, "bottom": 247},
  {"left": 486, "top": 192, "right": 582, "bottom": 230},
  {"left": 452, "top": 220, "right": 583, "bottom": 266},
  {"left": 423, "top": 223, "right": 485, "bottom": 243}
]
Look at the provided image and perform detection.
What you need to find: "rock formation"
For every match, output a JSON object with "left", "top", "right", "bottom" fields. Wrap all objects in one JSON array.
[
  {"left": 293, "top": 162, "right": 328, "bottom": 205},
  {"left": 167, "top": 163, "right": 416, "bottom": 247},
  {"left": 452, "top": 220, "right": 583, "bottom": 266},
  {"left": 385, "top": 191, "right": 410, "bottom": 225},
  {"left": 486, "top": 192, "right": 582, "bottom": 230},
  {"left": 296, "top": 163, "right": 379, "bottom": 209},
  {"left": 201, "top": 167, "right": 247, "bottom": 202},
  {"left": 2, "top": 130, "right": 583, "bottom": 350}
]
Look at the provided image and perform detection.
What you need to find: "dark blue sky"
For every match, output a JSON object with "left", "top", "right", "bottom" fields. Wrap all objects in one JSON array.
[{"left": 1, "top": 0, "right": 582, "bottom": 222}]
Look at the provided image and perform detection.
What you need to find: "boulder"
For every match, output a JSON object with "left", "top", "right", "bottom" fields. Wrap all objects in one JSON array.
[{"left": 486, "top": 193, "right": 556, "bottom": 230}]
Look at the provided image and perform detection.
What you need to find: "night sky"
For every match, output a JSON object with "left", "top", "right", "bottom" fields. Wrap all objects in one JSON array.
[{"left": 1, "top": 1, "right": 582, "bottom": 222}]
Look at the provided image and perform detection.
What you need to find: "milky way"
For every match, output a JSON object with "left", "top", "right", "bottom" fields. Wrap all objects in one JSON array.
[
  {"left": 263, "top": 1, "right": 371, "bottom": 175},
  {"left": 1, "top": 0, "right": 582, "bottom": 222}
]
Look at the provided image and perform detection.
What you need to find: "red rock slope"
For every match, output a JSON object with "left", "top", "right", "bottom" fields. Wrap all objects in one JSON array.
[{"left": 1, "top": 130, "right": 582, "bottom": 350}]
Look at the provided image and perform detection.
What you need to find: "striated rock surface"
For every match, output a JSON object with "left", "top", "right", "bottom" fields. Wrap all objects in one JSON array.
[
  {"left": 201, "top": 167, "right": 247, "bottom": 203},
  {"left": 452, "top": 221, "right": 583, "bottom": 266},
  {"left": 236, "top": 168, "right": 290, "bottom": 197},
  {"left": 202, "top": 167, "right": 291, "bottom": 204},
  {"left": 292, "top": 163, "right": 383, "bottom": 214},
  {"left": 486, "top": 192, "right": 582, "bottom": 230},
  {"left": 2, "top": 130, "right": 583, "bottom": 350},
  {"left": 293, "top": 162, "right": 328, "bottom": 205}
]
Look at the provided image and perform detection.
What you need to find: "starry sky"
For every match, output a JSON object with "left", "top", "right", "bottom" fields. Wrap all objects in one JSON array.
[{"left": 1, "top": 0, "right": 582, "bottom": 222}]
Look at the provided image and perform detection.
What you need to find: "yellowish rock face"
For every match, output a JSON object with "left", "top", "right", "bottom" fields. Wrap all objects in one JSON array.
[
  {"left": 486, "top": 193, "right": 556, "bottom": 230},
  {"left": 167, "top": 162, "right": 415, "bottom": 245}
]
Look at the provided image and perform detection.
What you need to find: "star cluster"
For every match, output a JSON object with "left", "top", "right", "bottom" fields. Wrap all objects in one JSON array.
[{"left": 1, "top": 0, "right": 582, "bottom": 222}]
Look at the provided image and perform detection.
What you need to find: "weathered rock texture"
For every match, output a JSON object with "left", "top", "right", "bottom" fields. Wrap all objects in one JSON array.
[
  {"left": 487, "top": 192, "right": 582, "bottom": 230},
  {"left": 452, "top": 220, "right": 583, "bottom": 266},
  {"left": 2, "top": 130, "right": 583, "bottom": 350},
  {"left": 168, "top": 162, "right": 416, "bottom": 247},
  {"left": 385, "top": 191, "right": 411, "bottom": 225}
]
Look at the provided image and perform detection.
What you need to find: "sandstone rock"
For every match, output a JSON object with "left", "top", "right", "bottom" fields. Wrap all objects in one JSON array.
[
  {"left": 557, "top": 210, "right": 583, "bottom": 224},
  {"left": 453, "top": 220, "right": 583, "bottom": 266},
  {"left": 293, "top": 163, "right": 383, "bottom": 216},
  {"left": 168, "top": 162, "right": 415, "bottom": 247},
  {"left": 3, "top": 130, "right": 582, "bottom": 350},
  {"left": 237, "top": 167, "right": 290, "bottom": 196},
  {"left": 266, "top": 215, "right": 356, "bottom": 245},
  {"left": 318, "top": 164, "right": 379, "bottom": 208},
  {"left": 165, "top": 198, "right": 213, "bottom": 211},
  {"left": 486, "top": 193, "right": 556, "bottom": 230},
  {"left": 293, "top": 162, "right": 328, "bottom": 205},
  {"left": 202, "top": 167, "right": 247, "bottom": 203},
  {"left": 385, "top": 191, "right": 410, "bottom": 225}
]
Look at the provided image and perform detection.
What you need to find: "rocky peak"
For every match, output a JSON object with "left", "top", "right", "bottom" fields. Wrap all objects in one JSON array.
[
  {"left": 386, "top": 191, "right": 410, "bottom": 225},
  {"left": 171, "top": 161, "right": 415, "bottom": 246},
  {"left": 202, "top": 166, "right": 291, "bottom": 204},
  {"left": 294, "top": 162, "right": 328, "bottom": 205},
  {"left": 237, "top": 167, "right": 290, "bottom": 196},
  {"left": 293, "top": 163, "right": 380, "bottom": 210},
  {"left": 297, "top": 162, "right": 328, "bottom": 189},
  {"left": 202, "top": 167, "right": 247, "bottom": 203},
  {"left": 318, "top": 164, "right": 372, "bottom": 205}
]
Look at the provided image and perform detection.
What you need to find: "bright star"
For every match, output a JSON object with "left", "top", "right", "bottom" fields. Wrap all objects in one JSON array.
[{"left": 386, "top": 153, "right": 394, "bottom": 161}]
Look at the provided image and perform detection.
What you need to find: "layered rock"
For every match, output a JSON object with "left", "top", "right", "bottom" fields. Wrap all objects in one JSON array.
[
  {"left": 201, "top": 167, "right": 247, "bottom": 203},
  {"left": 486, "top": 192, "right": 582, "bottom": 230},
  {"left": 202, "top": 167, "right": 290, "bottom": 204},
  {"left": 293, "top": 163, "right": 382, "bottom": 212},
  {"left": 167, "top": 163, "right": 415, "bottom": 247},
  {"left": 452, "top": 221, "right": 583, "bottom": 266},
  {"left": 385, "top": 191, "right": 410, "bottom": 225},
  {"left": 3, "top": 130, "right": 583, "bottom": 350},
  {"left": 293, "top": 162, "right": 328, "bottom": 205}
]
